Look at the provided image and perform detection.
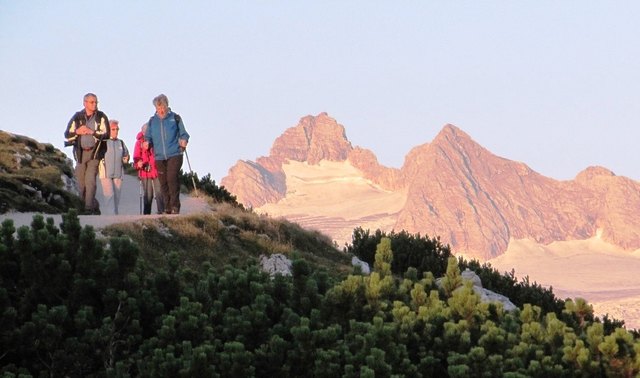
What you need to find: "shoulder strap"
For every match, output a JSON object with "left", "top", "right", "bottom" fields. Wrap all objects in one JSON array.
[{"left": 147, "top": 114, "right": 181, "bottom": 131}]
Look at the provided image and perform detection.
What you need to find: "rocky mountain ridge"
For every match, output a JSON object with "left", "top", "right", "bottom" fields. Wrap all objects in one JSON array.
[{"left": 221, "top": 113, "right": 640, "bottom": 260}]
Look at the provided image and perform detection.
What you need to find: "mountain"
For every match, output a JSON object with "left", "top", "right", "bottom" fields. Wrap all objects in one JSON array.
[{"left": 221, "top": 113, "right": 640, "bottom": 261}]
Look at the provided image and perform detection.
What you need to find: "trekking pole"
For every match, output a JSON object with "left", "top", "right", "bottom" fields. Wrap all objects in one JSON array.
[
  {"left": 139, "top": 178, "right": 143, "bottom": 215},
  {"left": 183, "top": 148, "right": 199, "bottom": 197}
]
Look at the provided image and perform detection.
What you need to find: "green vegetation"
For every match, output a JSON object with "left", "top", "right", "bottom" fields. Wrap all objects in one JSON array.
[
  {"left": 2, "top": 209, "right": 640, "bottom": 376},
  {"left": 179, "top": 171, "right": 242, "bottom": 207},
  {"left": 347, "top": 227, "right": 626, "bottom": 332},
  {"left": 2, "top": 132, "right": 639, "bottom": 375}
]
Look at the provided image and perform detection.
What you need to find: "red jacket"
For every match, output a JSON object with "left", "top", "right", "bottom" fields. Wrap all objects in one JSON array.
[{"left": 133, "top": 131, "right": 159, "bottom": 179}]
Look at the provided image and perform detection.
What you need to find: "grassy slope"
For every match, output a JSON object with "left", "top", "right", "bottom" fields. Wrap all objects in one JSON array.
[{"left": 101, "top": 202, "right": 354, "bottom": 278}]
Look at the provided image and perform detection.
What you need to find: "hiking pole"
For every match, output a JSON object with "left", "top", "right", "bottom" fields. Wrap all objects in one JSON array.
[
  {"left": 183, "top": 148, "right": 199, "bottom": 197},
  {"left": 139, "top": 178, "right": 143, "bottom": 215}
]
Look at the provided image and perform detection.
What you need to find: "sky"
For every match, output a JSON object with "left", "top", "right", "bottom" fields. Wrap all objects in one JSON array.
[{"left": 1, "top": 1, "right": 638, "bottom": 184}]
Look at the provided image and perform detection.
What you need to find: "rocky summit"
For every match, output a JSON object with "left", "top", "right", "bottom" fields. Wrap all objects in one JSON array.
[{"left": 221, "top": 113, "right": 640, "bottom": 261}]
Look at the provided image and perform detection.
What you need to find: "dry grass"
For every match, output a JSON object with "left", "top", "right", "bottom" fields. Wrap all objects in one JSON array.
[{"left": 102, "top": 203, "right": 353, "bottom": 277}]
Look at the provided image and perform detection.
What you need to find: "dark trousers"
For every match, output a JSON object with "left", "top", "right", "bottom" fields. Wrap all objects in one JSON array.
[
  {"left": 156, "top": 154, "right": 183, "bottom": 214},
  {"left": 141, "top": 177, "right": 164, "bottom": 215},
  {"left": 75, "top": 150, "right": 100, "bottom": 211}
]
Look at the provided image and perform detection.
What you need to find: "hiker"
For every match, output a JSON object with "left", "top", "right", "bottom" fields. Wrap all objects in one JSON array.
[
  {"left": 99, "top": 120, "right": 130, "bottom": 215},
  {"left": 134, "top": 123, "right": 164, "bottom": 215},
  {"left": 143, "top": 94, "right": 190, "bottom": 214},
  {"left": 64, "top": 93, "right": 110, "bottom": 215}
]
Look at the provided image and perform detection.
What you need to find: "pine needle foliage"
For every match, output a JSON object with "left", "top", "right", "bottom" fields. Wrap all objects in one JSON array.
[
  {"left": 179, "top": 171, "right": 241, "bottom": 208},
  {"left": 2, "top": 214, "right": 640, "bottom": 376}
]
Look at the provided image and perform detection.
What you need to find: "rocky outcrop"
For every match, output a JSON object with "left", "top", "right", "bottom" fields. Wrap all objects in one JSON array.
[
  {"left": 0, "top": 130, "right": 79, "bottom": 213},
  {"left": 436, "top": 269, "right": 517, "bottom": 312},
  {"left": 260, "top": 254, "right": 293, "bottom": 277},
  {"left": 222, "top": 114, "right": 640, "bottom": 260},
  {"left": 351, "top": 256, "right": 371, "bottom": 275}
]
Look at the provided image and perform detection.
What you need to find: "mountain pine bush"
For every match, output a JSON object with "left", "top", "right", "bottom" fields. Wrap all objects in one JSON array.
[{"left": 1, "top": 213, "right": 639, "bottom": 376}]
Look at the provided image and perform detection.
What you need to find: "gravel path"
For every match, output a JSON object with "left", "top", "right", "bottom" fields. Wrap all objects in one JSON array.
[{"left": 0, "top": 174, "right": 210, "bottom": 230}]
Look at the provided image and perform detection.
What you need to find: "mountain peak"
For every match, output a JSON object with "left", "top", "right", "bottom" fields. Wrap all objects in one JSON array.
[
  {"left": 269, "top": 112, "right": 352, "bottom": 164},
  {"left": 221, "top": 113, "right": 353, "bottom": 208},
  {"left": 222, "top": 115, "right": 640, "bottom": 261},
  {"left": 440, "top": 123, "right": 465, "bottom": 136},
  {"left": 432, "top": 123, "right": 480, "bottom": 149},
  {"left": 575, "top": 166, "right": 616, "bottom": 181}
]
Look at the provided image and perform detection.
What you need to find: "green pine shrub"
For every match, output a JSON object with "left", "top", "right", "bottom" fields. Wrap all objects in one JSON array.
[{"left": 1, "top": 213, "right": 639, "bottom": 376}]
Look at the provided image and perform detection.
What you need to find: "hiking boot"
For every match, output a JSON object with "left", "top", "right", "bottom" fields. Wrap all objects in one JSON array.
[{"left": 81, "top": 208, "right": 100, "bottom": 215}]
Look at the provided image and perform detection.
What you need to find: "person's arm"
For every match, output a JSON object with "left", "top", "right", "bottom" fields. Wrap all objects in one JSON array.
[
  {"left": 177, "top": 116, "right": 190, "bottom": 148},
  {"left": 144, "top": 120, "right": 153, "bottom": 149},
  {"left": 64, "top": 113, "right": 80, "bottom": 141},
  {"left": 122, "top": 141, "right": 130, "bottom": 164},
  {"left": 95, "top": 112, "right": 110, "bottom": 141},
  {"left": 133, "top": 138, "right": 143, "bottom": 169}
]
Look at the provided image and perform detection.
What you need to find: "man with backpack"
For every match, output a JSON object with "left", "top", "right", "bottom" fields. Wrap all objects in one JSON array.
[
  {"left": 143, "top": 94, "right": 190, "bottom": 214},
  {"left": 64, "top": 93, "right": 110, "bottom": 215}
]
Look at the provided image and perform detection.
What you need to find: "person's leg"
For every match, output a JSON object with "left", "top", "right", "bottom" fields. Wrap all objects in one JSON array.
[
  {"left": 166, "top": 154, "right": 183, "bottom": 214},
  {"left": 100, "top": 177, "right": 114, "bottom": 215},
  {"left": 156, "top": 159, "right": 169, "bottom": 213},
  {"left": 85, "top": 158, "right": 100, "bottom": 213},
  {"left": 113, "top": 178, "right": 122, "bottom": 215},
  {"left": 75, "top": 152, "right": 90, "bottom": 210},
  {"left": 152, "top": 177, "right": 164, "bottom": 214},
  {"left": 142, "top": 178, "right": 153, "bottom": 215}
]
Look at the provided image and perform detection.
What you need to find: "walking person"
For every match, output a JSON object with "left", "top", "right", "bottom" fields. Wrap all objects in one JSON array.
[
  {"left": 134, "top": 123, "right": 164, "bottom": 215},
  {"left": 99, "top": 120, "right": 130, "bottom": 215},
  {"left": 64, "top": 93, "right": 110, "bottom": 215},
  {"left": 144, "top": 94, "right": 190, "bottom": 214}
]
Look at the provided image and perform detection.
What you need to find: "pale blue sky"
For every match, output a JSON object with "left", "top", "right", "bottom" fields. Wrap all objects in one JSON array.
[{"left": 1, "top": 1, "right": 638, "bottom": 183}]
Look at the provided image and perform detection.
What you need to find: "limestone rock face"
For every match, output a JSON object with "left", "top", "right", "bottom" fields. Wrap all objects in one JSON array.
[
  {"left": 572, "top": 166, "right": 640, "bottom": 250},
  {"left": 222, "top": 114, "right": 640, "bottom": 260},
  {"left": 259, "top": 254, "right": 292, "bottom": 277},
  {"left": 270, "top": 112, "right": 353, "bottom": 164},
  {"left": 221, "top": 112, "right": 352, "bottom": 208},
  {"left": 348, "top": 147, "right": 403, "bottom": 191},
  {"left": 220, "top": 160, "right": 285, "bottom": 209},
  {"left": 395, "top": 125, "right": 594, "bottom": 259}
]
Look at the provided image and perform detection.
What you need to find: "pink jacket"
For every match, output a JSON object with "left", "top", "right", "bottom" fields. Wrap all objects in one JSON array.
[{"left": 133, "top": 131, "right": 159, "bottom": 179}]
